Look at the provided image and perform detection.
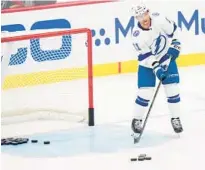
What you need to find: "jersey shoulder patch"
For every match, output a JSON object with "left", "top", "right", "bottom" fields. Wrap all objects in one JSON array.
[
  {"left": 132, "top": 30, "right": 140, "bottom": 37},
  {"left": 151, "top": 12, "right": 160, "bottom": 17}
]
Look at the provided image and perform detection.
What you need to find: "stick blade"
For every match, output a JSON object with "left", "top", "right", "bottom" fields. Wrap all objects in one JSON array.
[
  {"left": 134, "top": 137, "right": 140, "bottom": 144},
  {"left": 132, "top": 133, "right": 141, "bottom": 144}
]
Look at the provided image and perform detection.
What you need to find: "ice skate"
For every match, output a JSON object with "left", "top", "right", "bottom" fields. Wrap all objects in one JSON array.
[
  {"left": 171, "top": 117, "right": 183, "bottom": 133},
  {"left": 131, "top": 118, "right": 143, "bottom": 133},
  {"left": 131, "top": 118, "right": 143, "bottom": 143}
]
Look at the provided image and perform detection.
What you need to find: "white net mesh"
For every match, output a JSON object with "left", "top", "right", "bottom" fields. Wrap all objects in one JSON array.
[{"left": 1, "top": 29, "right": 92, "bottom": 125}]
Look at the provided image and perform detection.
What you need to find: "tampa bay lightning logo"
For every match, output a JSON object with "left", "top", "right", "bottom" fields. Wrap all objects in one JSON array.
[
  {"left": 133, "top": 30, "right": 140, "bottom": 37},
  {"left": 151, "top": 35, "right": 167, "bottom": 55}
]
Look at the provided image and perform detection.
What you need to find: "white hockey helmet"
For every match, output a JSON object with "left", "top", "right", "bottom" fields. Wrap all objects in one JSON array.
[{"left": 131, "top": 3, "right": 148, "bottom": 18}]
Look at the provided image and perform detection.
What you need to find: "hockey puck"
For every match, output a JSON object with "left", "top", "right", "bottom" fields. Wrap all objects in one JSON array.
[
  {"left": 1, "top": 138, "right": 6, "bottom": 142},
  {"left": 145, "top": 157, "right": 152, "bottom": 160},
  {"left": 3, "top": 139, "right": 12, "bottom": 145},
  {"left": 25, "top": 138, "right": 29, "bottom": 142},
  {"left": 10, "top": 141, "right": 19, "bottom": 145},
  {"left": 138, "top": 155, "right": 146, "bottom": 161},
  {"left": 7, "top": 137, "right": 15, "bottom": 141},
  {"left": 31, "top": 140, "right": 38, "bottom": 143},
  {"left": 1, "top": 139, "right": 6, "bottom": 145},
  {"left": 18, "top": 139, "right": 28, "bottom": 144},
  {"left": 44, "top": 141, "right": 50, "bottom": 145},
  {"left": 138, "top": 157, "right": 145, "bottom": 161},
  {"left": 130, "top": 158, "right": 137, "bottom": 161}
]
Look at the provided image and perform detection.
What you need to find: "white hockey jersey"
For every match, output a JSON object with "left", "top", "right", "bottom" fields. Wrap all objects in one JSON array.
[{"left": 131, "top": 12, "right": 179, "bottom": 68}]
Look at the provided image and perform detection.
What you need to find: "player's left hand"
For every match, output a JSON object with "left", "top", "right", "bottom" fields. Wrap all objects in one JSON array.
[{"left": 167, "top": 39, "right": 181, "bottom": 61}]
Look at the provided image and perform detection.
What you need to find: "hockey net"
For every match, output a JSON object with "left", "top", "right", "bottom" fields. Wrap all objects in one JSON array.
[{"left": 1, "top": 28, "right": 94, "bottom": 126}]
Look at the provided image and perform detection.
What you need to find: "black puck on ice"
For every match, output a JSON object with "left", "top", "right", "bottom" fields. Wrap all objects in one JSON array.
[
  {"left": 145, "top": 157, "right": 152, "bottom": 160},
  {"left": 139, "top": 154, "right": 146, "bottom": 157},
  {"left": 138, "top": 155, "right": 146, "bottom": 161},
  {"left": 138, "top": 157, "right": 145, "bottom": 161},
  {"left": 31, "top": 140, "right": 38, "bottom": 143},
  {"left": 130, "top": 158, "right": 137, "bottom": 161},
  {"left": 44, "top": 141, "right": 50, "bottom": 145},
  {"left": 10, "top": 141, "right": 19, "bottom": 145}
]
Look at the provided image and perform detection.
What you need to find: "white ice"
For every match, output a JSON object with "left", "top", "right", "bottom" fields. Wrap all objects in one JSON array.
[{"left": 1, "top": 65, "right": 205, "bottom": 170}]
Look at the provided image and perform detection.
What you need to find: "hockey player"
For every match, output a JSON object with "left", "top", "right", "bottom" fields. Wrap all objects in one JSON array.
[{"left": 131, "top": 4, "right": 183, "bottom": 135}]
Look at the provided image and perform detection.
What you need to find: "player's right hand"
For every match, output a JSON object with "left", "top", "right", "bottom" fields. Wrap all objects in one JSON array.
[{"left": 152, "top": 61, "right": 167, "bottom": 81}]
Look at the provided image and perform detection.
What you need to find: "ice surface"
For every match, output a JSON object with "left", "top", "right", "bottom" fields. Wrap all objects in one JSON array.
[{"left": 1, "top": 65, "right": 205, "bottom": 170}]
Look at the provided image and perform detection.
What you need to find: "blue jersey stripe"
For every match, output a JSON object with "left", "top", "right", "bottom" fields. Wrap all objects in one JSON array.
[
  {"left": 167, "top": 23, "right": 177, "bottom": 38},
  {"left": 138, "top": 52, "right": 152, "bottom": 61}
]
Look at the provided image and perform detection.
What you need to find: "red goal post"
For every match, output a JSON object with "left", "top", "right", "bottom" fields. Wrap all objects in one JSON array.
[{"left": 1, "top": 28, "right": 94, "bottom": 126}]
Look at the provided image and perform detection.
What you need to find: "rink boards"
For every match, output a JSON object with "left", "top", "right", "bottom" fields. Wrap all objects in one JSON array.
[{"left": 2, "top": 53, "right": 205, "bottom": 89}]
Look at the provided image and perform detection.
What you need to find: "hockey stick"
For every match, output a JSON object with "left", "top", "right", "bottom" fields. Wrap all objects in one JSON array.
[{"left": 134, "top": 80, "right": 162, "bottom": 143}]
